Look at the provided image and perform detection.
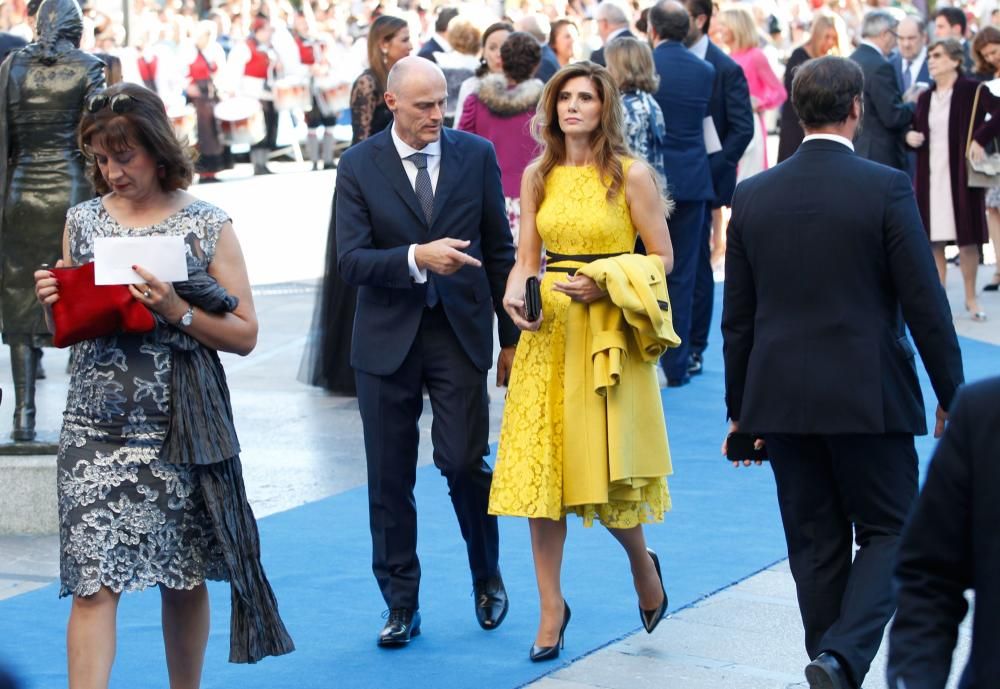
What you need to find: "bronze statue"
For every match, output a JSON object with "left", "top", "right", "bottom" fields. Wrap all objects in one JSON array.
[{"left": 0, "top": 0, "right": 105, "bottom": 441}]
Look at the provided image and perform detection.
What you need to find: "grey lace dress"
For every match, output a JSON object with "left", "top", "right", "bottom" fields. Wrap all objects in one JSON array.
[{"left": 58, "top": 198, "right": 229, "bottom": 598}]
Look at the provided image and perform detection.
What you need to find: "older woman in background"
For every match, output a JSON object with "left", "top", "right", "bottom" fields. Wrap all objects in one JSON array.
[
  {"left": 777, "top": 13, "right": 839, "bottom": 162},
  {"left": 605, "top": 37, "right": 669, "bottom": 197},
  {"left": 435, "top": 18, "right": 481, "bottom": 127},
  {"left": 906, "top": 38, "right": 1000, "bottom": 321},
  {"left": 716, "top": 4, "right": 786, "bottom": 176},
  {"left": 972, "top": 26, "right": 1000, "bottom": 292},
  {"left": 459, "top": 32, "right": 543, "bottom": 245},
  {"left": 549, "top": 18, "right": 579, "bottom": 66},
  {"left": 454, "top": 21, "right": 513, "bottom": 130}
]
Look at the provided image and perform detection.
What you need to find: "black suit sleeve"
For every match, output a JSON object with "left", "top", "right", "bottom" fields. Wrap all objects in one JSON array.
[
  {"left": 721, "top": 184, "right": 757, "bottom": 422},
  {"left": 336, "top": 154, "right": 413, "bottom": 289},
  {"left": 868, "top": 60, "right": 915, "bottom": 133},
  {"left": 720, "top": 64, "right": 754, "bottom": 168},
  {"left": 887, "top": 387, "right": 974, "bottom": 689},
  {"left": 883, "top": 171, "right": 964, "bottom": 409},
  {"left": 478, "top": 144, "right": 519, "bottom": 348}
]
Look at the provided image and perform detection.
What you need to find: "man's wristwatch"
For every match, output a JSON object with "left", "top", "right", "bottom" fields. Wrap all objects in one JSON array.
[{"left": 178, "top": 305, "right": 195, "bottom": 328}]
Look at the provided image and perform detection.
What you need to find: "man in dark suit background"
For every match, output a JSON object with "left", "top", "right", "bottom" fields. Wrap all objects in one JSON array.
[
  {"left": 890, "top": 14, "right": 931, "bottom": 180},
  {"left": 515, "top": 14, "right": 560, "bottom": 82},
  {"left": 888, "top": 377, "right": 1000, "bottom": 689},
  {"left": 648, "top": 0, "right": 715, "bottom": 387},
  {"left": 723, "top": 56, "right": 964, "bottom": 689},
  {"left": 850, "top": 10, "right": 915, "bottom": 170},
  {"left": 417, "top": 6, "right": 458, "bottom": 63},
  {"left": 336, "top": 56, "right": 517, "bottom": 647},
  {"left": 933, "top": 7, "right": 977, "bottom": 75},
  {"left": 589, "top": 0, "right": 633, "bottom": 67},
  {"left": 683, "top": 0, "right": 753, "bottom": 378}
]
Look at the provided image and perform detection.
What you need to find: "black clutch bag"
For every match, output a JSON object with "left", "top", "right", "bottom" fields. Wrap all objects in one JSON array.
[{"left": 524, "top": 276, "right": 541, "bottom": 322}]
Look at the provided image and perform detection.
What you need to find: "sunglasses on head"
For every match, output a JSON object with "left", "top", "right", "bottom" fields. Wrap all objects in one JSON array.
[{"left": 86, "top": 92, "right": 136, "bottom": 114}]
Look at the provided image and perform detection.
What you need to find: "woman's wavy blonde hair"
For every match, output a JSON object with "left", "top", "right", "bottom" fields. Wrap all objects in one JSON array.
[{"left": 528, "top": 61, "right": 631, "bottom": 207}]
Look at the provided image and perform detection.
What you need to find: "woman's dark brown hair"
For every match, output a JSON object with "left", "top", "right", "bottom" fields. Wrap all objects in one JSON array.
[
  {"left": 972, "top": 25, "right": 1000, "bottom": 76},
  {"left": 78, "top": 82, "right": 194, "bottom": 195},
  {"left": 475, "top": 21, "right": 514, "bottom": 77},
  {"left": 501, "top": 31, "right": 542, "bottom": 83}
]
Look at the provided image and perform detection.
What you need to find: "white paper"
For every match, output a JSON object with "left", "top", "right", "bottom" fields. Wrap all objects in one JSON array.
[
  {"left": 703, "top": 116, "right": 723, "bottom": 154},
  {"left": 93, "top": 236, "right": 189, "bottom": 285}
]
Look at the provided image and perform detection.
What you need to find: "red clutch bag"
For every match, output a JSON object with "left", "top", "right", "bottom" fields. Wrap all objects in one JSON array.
[{"left": 50, "top": 262, "right": 156, "bottom": 348}]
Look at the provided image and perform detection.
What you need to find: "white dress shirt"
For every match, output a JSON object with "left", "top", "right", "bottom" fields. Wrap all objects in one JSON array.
[
  {"left": 901, "top": 47, "right": 928, "bottom": 87},
  {"left": 689, "top": 34, "right": 709, "bottom": 61},
  {"left": 802, "top": 133, "right": 855, "bottom": 151},
  {"left": 391, "top": 124, "right": 442, "bottom": 283}
]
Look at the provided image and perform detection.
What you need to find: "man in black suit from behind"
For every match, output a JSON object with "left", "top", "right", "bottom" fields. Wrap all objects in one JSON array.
[
  {"left": 589, "top": 0, "right": 633, "bottom": 67},
  {"left": 723, "top": 56, "right": 964, "bottom": 689},
  {"left": 683, "top": 0, "right": 753, "bottom": 377},
  {"left": 850, "top": 10, "right": 915, "bottom": 170},
  {"left": 337, "top": 56, "right": 517, "bottom": 647},
  {"left": 417, "top": 6, "right": 459, "bottom": 63},
  {"left": 887, "top": 376, "right": 1000, "bottom": 689}
]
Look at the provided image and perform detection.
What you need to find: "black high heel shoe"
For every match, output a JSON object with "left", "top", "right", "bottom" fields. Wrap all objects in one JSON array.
[
  {"left": 640, "top": 548, "right": 668, "bottom": 634},
  {"left": 529, "top": 600, "right": 571, "bottom": 662}
]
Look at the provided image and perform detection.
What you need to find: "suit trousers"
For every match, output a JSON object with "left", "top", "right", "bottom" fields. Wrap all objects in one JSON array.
[
  {"left": 689, "top": 204, "right": 715, "bottom": 359},
  {"left": 660, "top": 200, "right": 707, "bottom": 382},
  {"left": 764, "top": 433, "right": 918, "bottom": 687},
  {"left": 355, "top": 306, "right": 499, "bottom": 610}
]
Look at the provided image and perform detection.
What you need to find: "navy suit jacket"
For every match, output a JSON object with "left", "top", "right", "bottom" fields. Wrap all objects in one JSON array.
[
  {"left": 652, "top": 41, "right": 715, "bottom": 202},
  {"left": 891, "top": 51, "right": 931, "bottom": 91},
  {"left": 417, "top": 36, "right": 443, "bottom": 62},
  {"left": 589, "top": 29, "right": 634, "bottom": 67},
  {"left": 851, "top": 44, "right": 915, "bottom": 170},
  {"left": 723, "top": 139, "right": 963, "bottom": 434},
  {"left": 536, "top": 44, "right": 560, "bottom": 83},
  {"left": 336, "top": 127, "right": 518, "bottom": 376},
  {"left": 888, "top": 377, "right": 1000, "bottom": 689},
  {"left": 703, "top": 40, "right": 754, "bottom": 208}
]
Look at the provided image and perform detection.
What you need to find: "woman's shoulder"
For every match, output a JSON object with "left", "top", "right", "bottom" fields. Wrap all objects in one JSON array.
[
  {"left": 67, "top": 197, "right": 103, "bottom": 223},
  {"left": 184, "top": 197, "right": 231, "bottom": 226}
]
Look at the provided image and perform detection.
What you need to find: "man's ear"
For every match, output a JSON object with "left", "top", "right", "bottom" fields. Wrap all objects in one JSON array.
[{"left": 384, "top": 91, "right": 397, "bottom": 111}]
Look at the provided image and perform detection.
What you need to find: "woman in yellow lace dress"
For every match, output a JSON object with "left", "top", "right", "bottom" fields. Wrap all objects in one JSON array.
[{"left": 491, "top": 62, "right": 675, "bottom": 660}]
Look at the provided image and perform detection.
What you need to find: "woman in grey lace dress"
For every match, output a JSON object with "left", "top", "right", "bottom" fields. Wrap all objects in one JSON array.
[{"left": 34, "top": 83, "right": 292, "bottom": 689}]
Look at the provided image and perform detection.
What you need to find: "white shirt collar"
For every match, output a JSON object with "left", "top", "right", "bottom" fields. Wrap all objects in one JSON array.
[
  {"left": 861, "top": 39, "right": 885, "bottom": 57},
  {"left": 607, "top": 26, "right": 629, "bottom": 42},
  {"left": 434, "top": 33, "right": 451, "bottom": 52},
  {"left": 391, "top": 124, "right": 442, "bottom": 160},
  {"left": 689, "top": 34, "right": 709, "bottom": 60},
  {"left": 802, "top": 133, "right": 855, "bottom": 151},
  {"left": 903, "top": 45, "right": 926, "bottom": 69}
]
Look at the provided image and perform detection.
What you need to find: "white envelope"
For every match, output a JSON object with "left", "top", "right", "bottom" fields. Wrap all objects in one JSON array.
[
  {"left": 93, "top": 236, "right": 189, "bottom": 285},
  {"left": 704, "top": 116, "right": 723, "bottom": 154}
]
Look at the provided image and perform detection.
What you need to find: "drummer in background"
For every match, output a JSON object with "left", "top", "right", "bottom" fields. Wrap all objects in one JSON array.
[
  {"left": 227, "top": 14, "right": 280, "bottom": 175},
  {"left": 184, "top": 20, "right": 228, "bottom": 183},
  {"left": 293, "top": 10, "right": 338, "bottom": 170}
]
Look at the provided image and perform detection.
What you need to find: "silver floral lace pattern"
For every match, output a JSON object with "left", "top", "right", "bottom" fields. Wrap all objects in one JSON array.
[{"left": 58, "top": 198, "right": 231, "bottom": 597}]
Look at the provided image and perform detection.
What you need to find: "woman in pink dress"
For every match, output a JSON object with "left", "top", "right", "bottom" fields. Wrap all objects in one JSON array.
[{"left": 715, "top": 5, "right": 786, "bottom": 175}]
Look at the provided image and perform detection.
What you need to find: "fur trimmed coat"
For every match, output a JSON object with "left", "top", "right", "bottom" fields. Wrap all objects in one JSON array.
[{"left": 457, "top": 74, "right": 543, "bottom": 198}]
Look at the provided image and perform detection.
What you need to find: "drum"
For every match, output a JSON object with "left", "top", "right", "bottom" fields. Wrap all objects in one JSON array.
[
  {"left": 214, "top": 97, "right": 266, "bottom": 146},
  {"left": 273, "top": 77, "right": 312, "bottom": 111},
  {"left": 313, "top": 78, "right": 350, "bottom": 118},
  {"left": 167, "top": 103, "right": 197, "bottom": 145}
]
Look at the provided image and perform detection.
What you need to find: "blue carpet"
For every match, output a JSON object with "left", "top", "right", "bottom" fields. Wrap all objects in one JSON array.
[{"left": 1, "top": 313, "right": 997, "bottom": 688}]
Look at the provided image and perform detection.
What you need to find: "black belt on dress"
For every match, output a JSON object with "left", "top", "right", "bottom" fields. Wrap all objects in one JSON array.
[{"left": 545, "top": 251, "right": 629, "bottom": 273}]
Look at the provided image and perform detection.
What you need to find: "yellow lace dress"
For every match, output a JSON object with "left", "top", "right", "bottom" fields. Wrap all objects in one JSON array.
[{"left": 489, "top": 161, "right": 671, "bottom": 528}]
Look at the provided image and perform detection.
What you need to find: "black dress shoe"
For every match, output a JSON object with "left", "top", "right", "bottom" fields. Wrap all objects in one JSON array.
[
  {"left": 805, "top": 652, "right": 855, "bottom": 689},
  {"left": 377, "top": 609, "right": 421, "bottom": 647},
  {"left": 473, "top": 574, "right": 509, "bottom": 630},
  {"left": 529, "top": 600, "right": 571, "bottom": 662},
  {"left": 640, "top": 548, "right": 668, "bottom": 633},
  {"left": 687, "top": 352, "right": 703, "bottom": 376}
]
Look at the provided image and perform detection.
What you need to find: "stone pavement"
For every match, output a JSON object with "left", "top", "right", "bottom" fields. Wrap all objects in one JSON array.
[{"left": 0, "top": 160, "right": 990, "bottom": 688}]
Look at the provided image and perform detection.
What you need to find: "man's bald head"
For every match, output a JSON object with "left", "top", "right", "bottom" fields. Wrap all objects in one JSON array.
[
  {"left": 386, "top": 55, "right": 447, "bottom": 97},
  {"left": 384, "top": 56, "right": 448, "bottom": 149}
]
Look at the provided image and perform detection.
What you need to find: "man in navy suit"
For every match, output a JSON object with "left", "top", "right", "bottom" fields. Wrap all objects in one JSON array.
[
  {"left": 683, "top": 0, "right": 753, "bottom": 378},
  {"left": 850, "top": 11, "right": 915, "bottom": 170},
  {"left": 417, "top": 6, "right": 458, "bottom": 63},
  {"left": 336, "top": 56, "right": 518, "bottom": 647},
  {"left": 648, "top": 0, "right": 715, "bottom": 386},
  {"left": 890, "top": 15, "right": 931, "bottom": 180},
  {"left": 516, "top": 14, "right": 560, "bottom": 82},
  {"left": 723, "top": 56, "right": 963, "bottom": 689},
  {"left": 589, "top": 1, "right": 633, "bottom": 67},
  {"left": 888, "top": 377, "right": 1000, "bottom": 689}
]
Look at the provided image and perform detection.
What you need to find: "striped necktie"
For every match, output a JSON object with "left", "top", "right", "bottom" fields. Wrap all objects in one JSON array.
[{"left": 407, "top": 152, "right": 434, "bottom": 224}]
